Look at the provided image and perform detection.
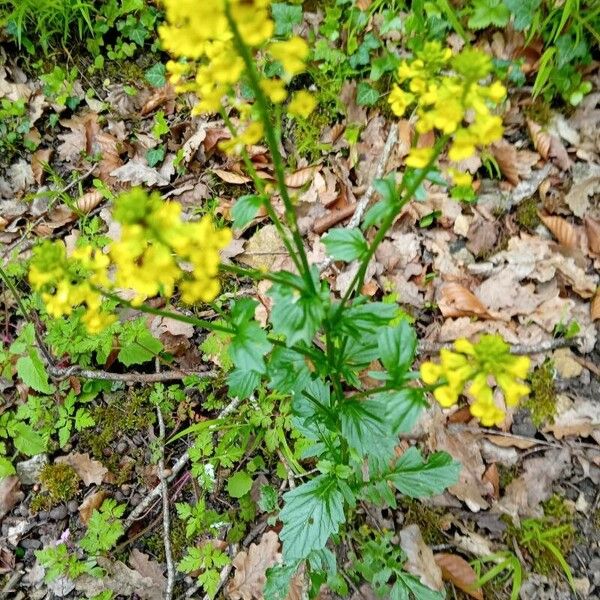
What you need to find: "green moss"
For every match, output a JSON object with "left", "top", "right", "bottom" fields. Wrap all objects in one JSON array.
[
  {"left": 524, "top": 99, "right": 553, "bottom": 126},
  {"left": 399, "top": 498, "right": 446, "bottom": 545},
  {"left": 524, "top": 360, "right": 557, "bottom": 427},
  {"left": 515, "top": 197, "right": 541, "bottom": 232},
  {"left": 142, "top": 513, "right": 187, "bottom": 563},
  {"left": 30, "top": 464, "right": 80, "bottom": 512},
  {"left": 498, "top": 464, "right": 519, "bottom": 491}
]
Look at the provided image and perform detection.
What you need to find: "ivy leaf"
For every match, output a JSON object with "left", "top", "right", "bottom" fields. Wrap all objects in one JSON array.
[
  {"left": 117, "top": 319, "right": 163, "bottom": 366},
  {"left": 227, "top": 471, "right": 253, "bottom": 498},
  {"left": 231, "top": 194, "right": 264, "bottom": 229},
  {"left": 279, "top": 474, "right": 346, "bottom": 561},
  {"left": 468, "top": 0, "right": 510, "bottom": 29},
  {"left": 391, "top": 572, "right": 445, "bottom": 600},
  {"left": 229, "top": 298, "right": 272, "bottom": 373},
  {"left": 268, "top": 271, "right": 326, "bottom": 347},
  {"left": 272, "top": 3, "right": 303, "bottom": 36},
  {"left": 339, "top": 399, "right": 395, "bottom": 459},
  {"left": 388, "top": 447, "right": 460, "bottom": 498},
  {"left": 356, "top": 82, "right": 380, "bottom": 106},
  {"left": 503, "top": 0, "right": 540, "bottom": 30},
  {"left": 16, "top": 350, "right": 54, "bottom": 394},
  {"left": 322, "top": 228, "right": 368, "bottom": 262},
  {"left": 377, "top": 322, "right": 417, "bottom": 383},
  {"left": 145, "top": 62, "right": 167, "bottom": 87}
]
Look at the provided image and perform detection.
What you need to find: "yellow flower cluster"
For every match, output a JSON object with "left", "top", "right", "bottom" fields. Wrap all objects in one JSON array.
[
  {"left": 29, "top": 189, "right": 232, "bottom": 332},
  {"left": 160, "top": 0, "right": 316, "bottom": 124},
  {"left": 388, "top": 42, "right": 506, "bottom": 176},
  {"left": 29, "top": 242, "right": 115, "bottom": 333},
  {"left": 420, "top": 335, "right": 531, "bottom": 426}
]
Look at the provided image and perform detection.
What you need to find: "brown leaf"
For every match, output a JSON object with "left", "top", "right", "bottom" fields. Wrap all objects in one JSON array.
[
  {"left": 31, "top": 148, "right": 53, "bottom": 184},
  {"left": 399, "top": 525, "right": 444, "bottom": 592},
  {"left": 56, "top": 452, "right": 107, "bottom": 486},
  {"left": 76, "top": 190, "right": 104, "bottom": 214},
  {"left": 483, "top": 434, "right": 538, "bottom": 449},
  {"left": 538, "top": 212, "right": 581, "bottom": 250},
  {"left": 482, "top": 463, "right": 500, "bottom": 500},
  {"left": 438, "top": 283, "right": 492, "bottom": 319},
  {"left": 591, "top": 290, "right": 600, "bottom": 321},
  {"left": 213, "top": 169, "right": 251, "bottom": 184},
  {"left": 491, "top": 140, "right": 520, "bottom": 185},
  {"left": 79, "top": 490, "right": 108, "bottom": 525},
  {"left": 527, "top": 118, "right": 571, "bottom": 171},
  {"left": 140, "top": 84, "right": 176, "bottom": 116},
  {"left": 0, "top": 476, "right": 23, "bottom": 519},
  {"left": 0, "top": 546, "right": 15, "bottom": 575},
  {"left": 285, "top": 166, "right": 318, "bottom": 188},
  {"left": 226, "top": 530, "right": 281, "bottom": 600},
  {"left": 110, "top": 160, "right": 170, "bottom": 186},
  {"left": 584, "top": 216, "right": 600, "bottom": 256},
  {"left": 434, "top": 553, "right": 483, "bottom": 600},
  {"left": 128, "top": 549, "right": 167, "bottom": 598}
]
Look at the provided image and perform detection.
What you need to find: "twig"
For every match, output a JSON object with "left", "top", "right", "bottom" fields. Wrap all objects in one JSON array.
[
  {"left": 418, "top": 337, "right": 577, "bottom": 356},
  {"left": 155, "top": 358, "right": 175, "bottom": 600},
  {"left": 123, "top": 395, "right": 243, "bottom": 531},
  {"left": 318, "top": 124, "right": 398, "bottom": 273},
  {"left": 47, "top": 364, "right": 217, "bottom": 383}
]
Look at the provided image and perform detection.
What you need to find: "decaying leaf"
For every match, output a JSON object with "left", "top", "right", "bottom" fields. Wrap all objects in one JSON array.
[
  {"left": 128, "top": 549, "right": 167, "bottom": 599},
  {"left": 434, "top": 553, "right": 483, "bottom": 600},
  {"left": 56, "top": 452, "right": 107, "bottom": 486},
  {"left": 538, "top": 212, "right": 582, "bottom": 250},
  {"left": 544, "top": 397, "right": 600, "bottom": 441},
  {"left": 592, "top": 290, "right": 600, "bottom": 321},
  {"left": 31, "top": 148, "right": 53, "bottom": 184},
  {"left": 0, "top": 476, "right": 23, "bottom": 520},
  {"left": 213, "top": 169, "right": 252, "bottom": 184},
  {"left": 491, "top": 139, "right": 520, "bottom": 185},
  {"left": 76, "top": 190, "right": 104, "bottom": 214},
  {"left": 226, "top": 530, "right": 281, "bottom": 600},
  {"left": 399, "top": 524, "right": 444, "bottom": 592},
  {"left": 552, "top": 348, "right": 583, "bottom": 379},
  {"left": 110, "top": 160, "right": 170, "bottom": 187},
  {"left": 564, "top": 162, "right": 600, "bottom": 218},
  {"left": 584, "top": 216, "right": 600, "bottom": 256},
  {"left": 527, "top": 118, "right": 571, "bottom": 170},
  {"left": 79, "top": 490, "right": 108, "bottom": 525},
  {"left": 285, "top": 166, "right": 317, "bottom": 188},
  {"left": 438, "top": 283, "right": 494, "bottom": 319}
]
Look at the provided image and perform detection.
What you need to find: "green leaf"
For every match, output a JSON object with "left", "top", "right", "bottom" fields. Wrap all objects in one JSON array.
[
  {"left": 272, "top": 3, "right": 303, "bottom": 36},
  {"left": 267, "top": 346, "right": 312, "bottom": 395},
  {"left": 227, "top": 368, "right": 261, "bottom": 399},
  {"left": 388, "top": 447, "right": 460, "bottom": 498},
  {"left": 378, "top": 322, "right": 417, "bottom": 382},
  {"left": 145, "top": 62, "right": 167, "bottom": 87},
  {"left": 16, "top": 351, "right": 54, "bottom": 394},
  {"left": 268, "top": 271, "right": 326, "bottom": 347},
  {"left": 468, "top": 0, "right": 510, "bottom": 29},
  {"left": 339, "top": 398, "right": 395, "bottom": 459},
  {"left": 227, "top": 471, "right": 253, "bottom": 498},
  {"left": 151, "top": 111, "right": 169, "bottom": 139},
  {"left": 322, "top": 228, "right": 368, "bottom": 262},
  {"left": 503, "top": 0, "right": 540, "bottom": 30},
  {"left": 338, "top": 302, "right": 397, "bottom": 338},
  {"left": 10, "top": 422, "right": 46, "bottom": 456},
  {"left": 146, "top": 145, "right": 165, "bottom": 167},
  {"left": 279, "top": 474, "right": 346, "bottom": 561},
  {"left": 117, "top": 319, "right": 163, "bottom": 366},
  {"left": 378, "top": 388, "right": 428, "bottom": 433},
  {"left": 0, "top": 457, "right": 16, "bottom": 478},
  {"left": 363, "top": 176, "right": 399, "bottom": 229},
  {"left": 229, "top": 298, "right": 272, "bottom": 373},
  {"left": 392, "top": 572, "right": 445, "bottom": 600},
  {"left": 265, "top": 563, "right": 301, "bottom": 600},
  {"left": 75, "top": 408, "right": 95, "bottom": 431},
  {"left": 356, "top": 82, "right": 379, "bottom": 106},
  {"left": 231, "top": 194, "right": 264, "bottom": 229}
]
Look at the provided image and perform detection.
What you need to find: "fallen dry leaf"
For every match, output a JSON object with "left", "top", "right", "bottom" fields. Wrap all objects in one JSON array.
[
  {"left": 129, "top": 549, "right": 167, "bottom": 599},
  {"left": 527, "top": 118, "right": 571, "bottom": 170},
  {"left": 538, "top": 213, "right": 582, "bottom": 250},
  {"left": 76, "top": 190, "right": 104, "bottom": 214},
  {"left": 56, "top": 452, "right": 107, "bottom": 486},
  {"left": 31, "top": 148, "right": 53, "bottom": 184},
  {"left": 438, "top": 283, "right": 494, "bottom": 319},
  {"left": 592, "top": 291, "right": 600, "bottom": 321},
  {"left": 285, "top": 166, "right": 317, "bottom": 188},
  {"left": 482, "top": 463, "right": 500, "bottom": 500},
  {"left": 491, "top": 139, "right": 520, "bottom": 185},
  {"left": 79, "top": 490, "right": 108, "bottom": 525},
  {"left": 399, "top": 524, "right": 444, "bottom": 592},
  {"left": 0, "top": 476, "right": 23, "bottom": 520},
  {"left": 584, "top": 216, "right": 600, "bottom": 255},
  {"left": 110, "top": 160, "right": 170, "bottom": 187},
  {"left": 226, "top": 530, "right": 281, "bottom": 600},
  {"left": 552, "top": 348, "right": 583, "bottom": 378},
  {"left": 544, "top": 397, "right": 600, "bottom": 441},
  {"left": 434, "top": 553, "right": 483, "bottom": 600},
  {"left": 213, "top": 169, "right": 251, "bottom": 184}
]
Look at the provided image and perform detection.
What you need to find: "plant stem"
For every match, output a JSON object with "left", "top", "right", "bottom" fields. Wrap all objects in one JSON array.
[
  {"left": 220, "top": 263, "right": 304, "bottom": 290},
  {"left": 224, "top": 3, "right": 315, "bottom": 293},
  {"left": 220, "top": 108, "right": 302, "bottom": 273}
]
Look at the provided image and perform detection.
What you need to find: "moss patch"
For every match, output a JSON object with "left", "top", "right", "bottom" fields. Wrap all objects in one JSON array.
[
  {"left": 515, "top": 197, "right": 541, "bottom": 232},
  {"left": 524, "top": 360, "right": 557, "bottom": 427},
  {"left": 30, "top": 464, "right": 80, "bottom": 512},
  {"left": 399, "top": 498, "right": 446, "bottom": 545}
]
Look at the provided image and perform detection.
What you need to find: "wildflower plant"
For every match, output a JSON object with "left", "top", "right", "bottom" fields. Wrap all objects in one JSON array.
[{"left": 27, "top": 0, "right": 532, "bottom": 596}]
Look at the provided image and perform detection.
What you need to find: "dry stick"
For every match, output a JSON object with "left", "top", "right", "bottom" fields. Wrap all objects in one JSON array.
[
  {"left": 318, "top": 124, "right": 398, "bottom": 273},
  {"left": 47, "top": 364, "right": 217, "bottom": 383},
  {"left": 418, "top": 337, "right": 577, "bottom": 356},
  {"left": 123, "top": 395, "right": 243, "bottom": 531}
]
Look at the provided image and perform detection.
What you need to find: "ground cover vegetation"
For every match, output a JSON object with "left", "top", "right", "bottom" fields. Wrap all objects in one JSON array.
[{"left": 0, "top": 1, "right": 599, "bottom": 599}]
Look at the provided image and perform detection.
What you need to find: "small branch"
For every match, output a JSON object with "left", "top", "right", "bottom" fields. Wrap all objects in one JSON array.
[
  {"left": 47, "top": 365, "right": 216, "bottom": 383},
  {"left": 156, "top": 400, "right": 175, "bottom": 600},
  {"left": 418, "top": 337, "right": 577, "bottom": 356},
  {"left": 313, "top": 204, "right": 357, "bottom": 235},
  {"left": 123, "top": 395, "right": 243, "bottom": 531},
  {"left": 318, "top": 124, "right": 398, "bottom": 273}
]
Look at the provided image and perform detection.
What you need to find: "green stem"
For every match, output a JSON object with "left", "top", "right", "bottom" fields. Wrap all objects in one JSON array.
[
  {"left": 220, "top": 108, "right": 302, "bottom": 273},
  {"left": 224, "top": 3, "right": 315, "bottom": 293},
  {"left": 220, "top": 263, "right": 304, "bottom": 291}
]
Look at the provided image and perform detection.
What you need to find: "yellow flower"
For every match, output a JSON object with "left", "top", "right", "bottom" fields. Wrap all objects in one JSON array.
[
  {"left": 269, "top": 36, "right": 309, "bottom": 76},
  {"left": 261, "top": 78, "right": 288, "bottom": 103},
  {"left": 448, "top": 129, "right": 477, "bottom": 161},
  {"left": 388, "top": 85, "right": 414, "bottom": 117},
  {"left": 288, "top": 90, "right": 317, "bottom": 118},
  {"left": 405, "top": 147, "right": 435, "bottom": 169},
  {"left": 448, "top": 168, "right": 473, "bottom": 187},
  {"left": 469, "top": 114, "right": 504, "bottom": 146}
]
